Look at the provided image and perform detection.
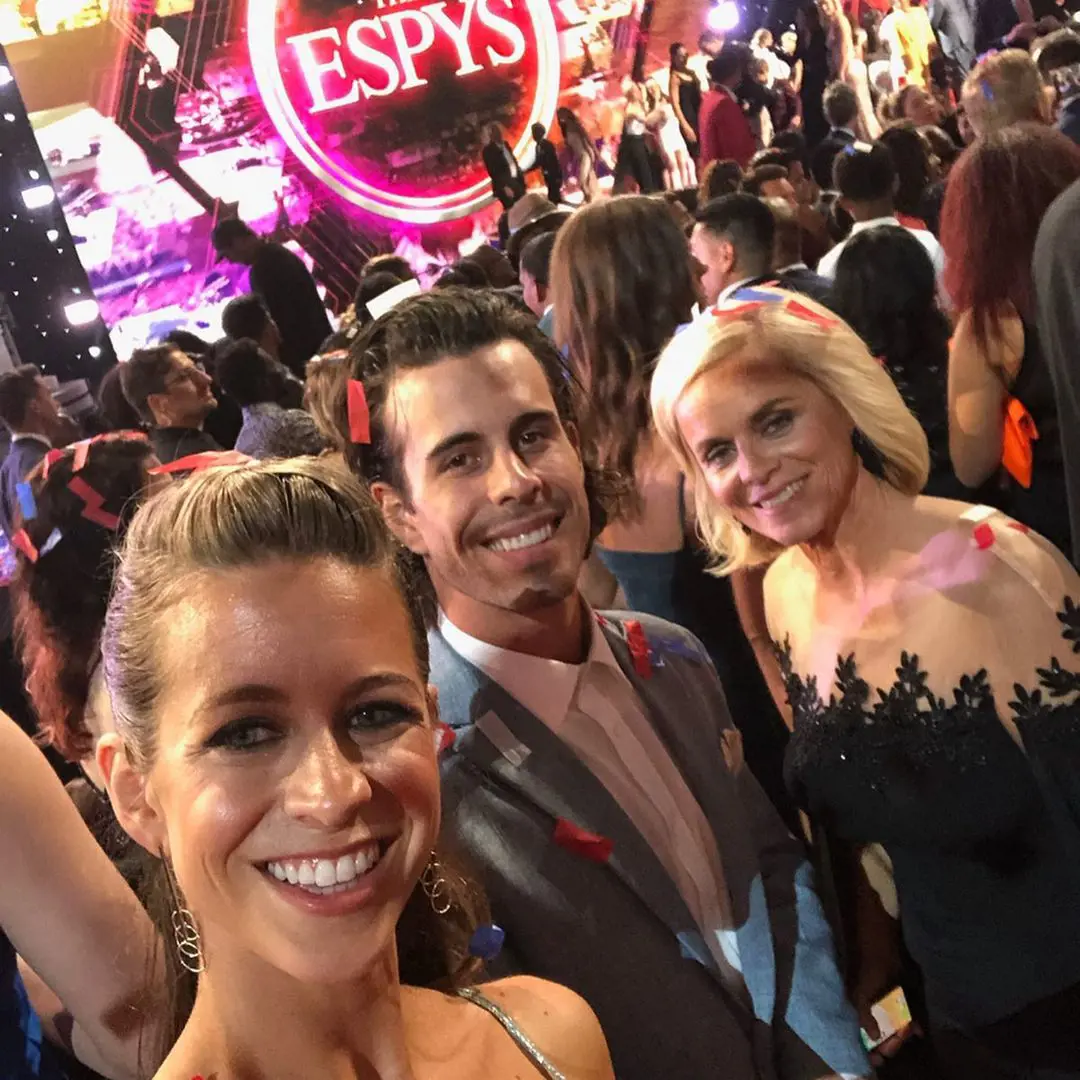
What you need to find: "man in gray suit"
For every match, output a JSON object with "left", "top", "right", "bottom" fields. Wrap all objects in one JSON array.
[{"left": 346, "top": 290, "right": 869, "bottom": 1080}]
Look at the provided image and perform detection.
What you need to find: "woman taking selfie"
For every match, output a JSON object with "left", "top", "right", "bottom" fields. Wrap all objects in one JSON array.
[
  {"left": 650, "top": 289, "right": 1080, "bottom": 1079},
  {"left": 99, "top": 458, "right": 613, "bottom": 1080}
]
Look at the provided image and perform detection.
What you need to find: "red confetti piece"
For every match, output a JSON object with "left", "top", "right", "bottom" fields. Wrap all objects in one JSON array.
[
  {"left": 973, "top": 523, "right": 995, "bottom": 550},
  {"left": 785, "top": 297, "right": 839, "bottom": 331},
  {"left": 347, "top": 380, "right": 371, "bottom": 445},
  {"left": 10, "top": 529, "right": 37, "bottom": 563},
  {"left": 553, "top": 819, "right": 613, "bottom": 863},
  {"left": 148, "top": 450, "right": 252, "bottom": 475},
  {"left": 434, "top": 722, "right": 455, "bottom": 754},
  {"left": 710, "top": 300, "right": 767, "bottom": 321},
  {"left": 1008, "top": 521, "right": 1030, "bottom": 534},
  {"left": 624, "top": 619, "right": 653, "bottom": 679},
  {"left": 67, "top": 476, "right": 121, "bottom": 530},
  {"left": 40, "top": 448, "right": 64, "bottom": 480}
]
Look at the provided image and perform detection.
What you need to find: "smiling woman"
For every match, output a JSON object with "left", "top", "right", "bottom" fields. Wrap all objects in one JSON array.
[
  {"left": 97, "top": 456, "right": 613, "bottom": 1080},
  {"left": 649, "top": 288, "right": 1080, "bottom": 1079}
]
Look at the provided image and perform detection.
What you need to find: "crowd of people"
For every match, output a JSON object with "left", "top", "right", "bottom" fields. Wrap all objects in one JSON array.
[{"left": 1, "top": 1, "right": 1080, "bottom": 1078}]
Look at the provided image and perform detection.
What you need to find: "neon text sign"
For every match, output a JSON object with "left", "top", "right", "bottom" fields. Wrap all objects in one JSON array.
[{"left": 248, "top": 0, "right": 561, "bottom": 223}]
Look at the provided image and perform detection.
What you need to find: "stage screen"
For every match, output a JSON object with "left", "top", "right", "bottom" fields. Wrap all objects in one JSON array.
[{"left": 4, "top": 0, "right": 637, "bottom": 353}]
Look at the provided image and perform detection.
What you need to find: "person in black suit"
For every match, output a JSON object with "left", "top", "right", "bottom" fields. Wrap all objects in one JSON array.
[
  {"left": 528, "top": 122, "right": 563, "bottom": 205},
  {"left": 762, "top": 196, "right": 834, "bottom": 305},
  {"left": 482, "top": 123, "right": 526, "bottom": 210},
  {"left": 810, "top": 82, "right": 858, "bottom": 189}
]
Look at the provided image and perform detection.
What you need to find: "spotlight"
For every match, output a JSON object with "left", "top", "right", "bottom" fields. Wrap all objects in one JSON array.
[
  {"left": 63, "top": 298, "right": 99, "bottom": 326},
  {"left": 707, "top": 0, "right": 740, "bottom": 31},
  {"left": 45, "top": 229, "right": 59, "bottom": 242},
  {"left": 21, "top": 184, "right": 55, "bottom": 210},
  {"left": 0, "top": 66, "right": 11, "bottom": 88},
  {"left": 88, "top": 345, "right": 102, "bottom": 358}
]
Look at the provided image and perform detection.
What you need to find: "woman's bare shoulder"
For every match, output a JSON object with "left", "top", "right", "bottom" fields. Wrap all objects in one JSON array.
[{"left": 473, "top": 976, "right": 615, "bottom": 1080}]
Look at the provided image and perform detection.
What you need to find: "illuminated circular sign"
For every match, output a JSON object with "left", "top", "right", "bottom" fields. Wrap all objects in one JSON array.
[{"left": 248, "top": 0, "right": 561, "bottom": 223}]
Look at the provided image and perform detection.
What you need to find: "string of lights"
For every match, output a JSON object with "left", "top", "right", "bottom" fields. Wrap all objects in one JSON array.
[{"left": 0, "top": 43, "right": 115, "bottom": 382}]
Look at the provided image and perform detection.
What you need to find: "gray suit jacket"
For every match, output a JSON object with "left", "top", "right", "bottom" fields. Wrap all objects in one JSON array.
[{"left": 433, "top": 611, "right": 868, "bottom": 1080}]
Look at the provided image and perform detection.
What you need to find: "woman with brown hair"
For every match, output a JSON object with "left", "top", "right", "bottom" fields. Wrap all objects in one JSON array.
[
  {"left": 549, "top": 195, "right": 794, "bottom": 825},
  {"left": 98, "top": 457, "right": 613, "bottom": 1080},
  {"left": 941, "top": 123, "right": 1080, "bottom": 557}
]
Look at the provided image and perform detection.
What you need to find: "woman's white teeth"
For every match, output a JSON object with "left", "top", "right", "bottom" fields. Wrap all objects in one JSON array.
[
  {"left": 488, "top": 523, "right": 554, "bottom": 552},
  {"left": 266, "top": 842, "right": 382, "bottom": 893},
  {"left": 759, "top": 480, "right": 803, "bottom": 509}
]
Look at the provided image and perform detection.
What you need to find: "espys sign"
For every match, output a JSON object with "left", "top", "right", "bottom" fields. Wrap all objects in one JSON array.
[{"left": 248, "top": 0, "right": 561, "bottom": 223}]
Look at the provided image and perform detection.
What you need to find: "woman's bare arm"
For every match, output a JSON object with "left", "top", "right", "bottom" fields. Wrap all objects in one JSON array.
[{"left": 0, "top": 714, "right": 163, "bottom": 1079}]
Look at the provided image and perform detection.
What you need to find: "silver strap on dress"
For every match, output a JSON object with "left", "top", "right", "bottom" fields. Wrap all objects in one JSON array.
[{"left": 455, "top": 986, "right": 568, "bottom": 1080}]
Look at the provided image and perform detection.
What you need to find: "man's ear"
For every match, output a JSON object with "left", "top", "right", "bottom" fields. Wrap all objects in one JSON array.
[
  {"left": 145, "top": 391, "right": 170, "bottom": 427},
  {"left": 719, "top": 238, "right": 738, "bottom": 276},
  {"left": 370, "top": 481, "right": 428, "bottom": 555},
  {"left": 97, "top": 733, "right": 168, "bottom": 856}
]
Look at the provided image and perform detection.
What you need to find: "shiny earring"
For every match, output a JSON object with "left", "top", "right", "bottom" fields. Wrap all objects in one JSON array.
[
  {"left": 420, "top": 852, "right": 452, "bottom": 915},
  {"left": 160, "top": 851, "right": 206, "bottom": 974}
]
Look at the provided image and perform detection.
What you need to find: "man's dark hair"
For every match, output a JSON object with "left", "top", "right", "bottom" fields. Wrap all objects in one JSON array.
[
  {"left": 211, "top": 218, "right": 257, "bottom": 252},
  {"left": 221, "top": 294, "right": 272, "bottom": 343},
  {"left": 215, "top": 339, "right": 279, "bottom": 408},
  {"left": 1035, "top": 28, "right": 1080, "bottom": 77},
  {"left": 343, "top": 288, "right": 609, "bottom": 535},
  {"left": 0, "top": 365, "right": 43, "bottom": 430},
  {"left": 695, "top": 193, "right": 776, "bottom": 275},
  {"left": 531, "top": 122, "right": 547, "bottom": 140},
  {"left": 451, "top": 258, "right": 490, "bottom": 287},
  {"left": 833, "top": 142, "right": 896, "bottom": 204},
  {"left": 770, "top": 129, "right": 810, "bottom": 170},
  {"left": 750, "top": 148, "right": 795, "bottom": 172},
  {"left": 708, "top": 44, "right": 744, "bottom": 86},
  {"left": 359, "top": 253, "right": 415, "bottom": 283},
  {"left": 96, "top": 365, "right": 144, "bottom": 431},
  {"left": 519, "top": 231, "right": 557, "bottom": 287},
  {"left": 823, "top": 81, "right": 859, "bottom": 129},
  {"left": 742, "top": 164, "right": 790, "bottom": 196},
  {"left": 120, "top": 345, "right": 177, "bottom": 424},
  {"left": 161, "top": 328, "right": 211, "bottom": 358},
  {"left": 354, "top": 271, "right": 408, "bottom": 324}
]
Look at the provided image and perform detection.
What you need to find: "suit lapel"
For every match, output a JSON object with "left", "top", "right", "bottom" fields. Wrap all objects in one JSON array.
[{"left": 431, "top": 629, "right": 719, "bottom": 972}]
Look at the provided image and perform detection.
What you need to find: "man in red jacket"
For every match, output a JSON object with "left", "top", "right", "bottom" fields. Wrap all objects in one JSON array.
[{"left": 699, "top": 45, "right": 756, "bottom": 172}]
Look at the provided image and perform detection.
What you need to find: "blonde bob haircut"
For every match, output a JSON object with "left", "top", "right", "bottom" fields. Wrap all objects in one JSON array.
[{"left": 650, "top": 288, "right": 930, "bottom": 574}]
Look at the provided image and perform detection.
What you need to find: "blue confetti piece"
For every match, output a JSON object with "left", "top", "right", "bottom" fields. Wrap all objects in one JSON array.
[
  {"left": 38, "top": 528, "right": 61, "bottom": 556},
  {"left": 468, "top": 923, "right": 505, "bottom": 961},
  {"left": 15, "top": 482, "right": 35, "bottom": 522},
  {"left": 653, "top": 635, "right": 704, "bottom": 663},
  {"left": 730, "top": 286, "right": 785, "bottom": 304},
  {"left": 677, "top": 930, "right": 711, "bottom": 967}
]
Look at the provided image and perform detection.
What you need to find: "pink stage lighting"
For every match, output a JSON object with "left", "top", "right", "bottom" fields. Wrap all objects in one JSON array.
[{"left": 247, "top": 0, "right": 562, "bottom": 224}]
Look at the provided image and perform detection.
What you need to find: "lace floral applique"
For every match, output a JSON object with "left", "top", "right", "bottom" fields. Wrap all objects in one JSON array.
[{"left": 776, "top": 597, "right": 1080, "bottom": 791}]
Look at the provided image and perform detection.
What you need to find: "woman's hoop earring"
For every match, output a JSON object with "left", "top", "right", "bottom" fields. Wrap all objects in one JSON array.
[
  {"left": 160, "top": 850, "right": 206, "bottom": 974},
  {"left": 420, "top": 852, "right": 452, "bottom": 915}
]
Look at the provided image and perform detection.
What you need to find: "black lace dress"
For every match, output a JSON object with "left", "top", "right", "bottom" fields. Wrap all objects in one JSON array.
[{"left": 780, "top": 598, "right": 1080, "bottom": 1074}]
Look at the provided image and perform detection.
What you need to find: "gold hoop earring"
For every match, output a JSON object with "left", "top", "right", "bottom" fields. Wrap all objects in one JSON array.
[
  {"left": 160, "top": 851, "right": 206, "bottom": 974},
  {"left": 419, "top": 852, "right": 452, "bottom": 915}
]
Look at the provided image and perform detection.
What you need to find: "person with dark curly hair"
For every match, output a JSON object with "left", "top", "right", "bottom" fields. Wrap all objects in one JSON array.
[
  {"left": 941, "top": 123, "right": 1080, "bottom": 554},
  {"left": 215, "top": 339, "right": 327, "bottom": 459},
  {"left": 832, "top": 224, "right": 963, "bottom": 497}
]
